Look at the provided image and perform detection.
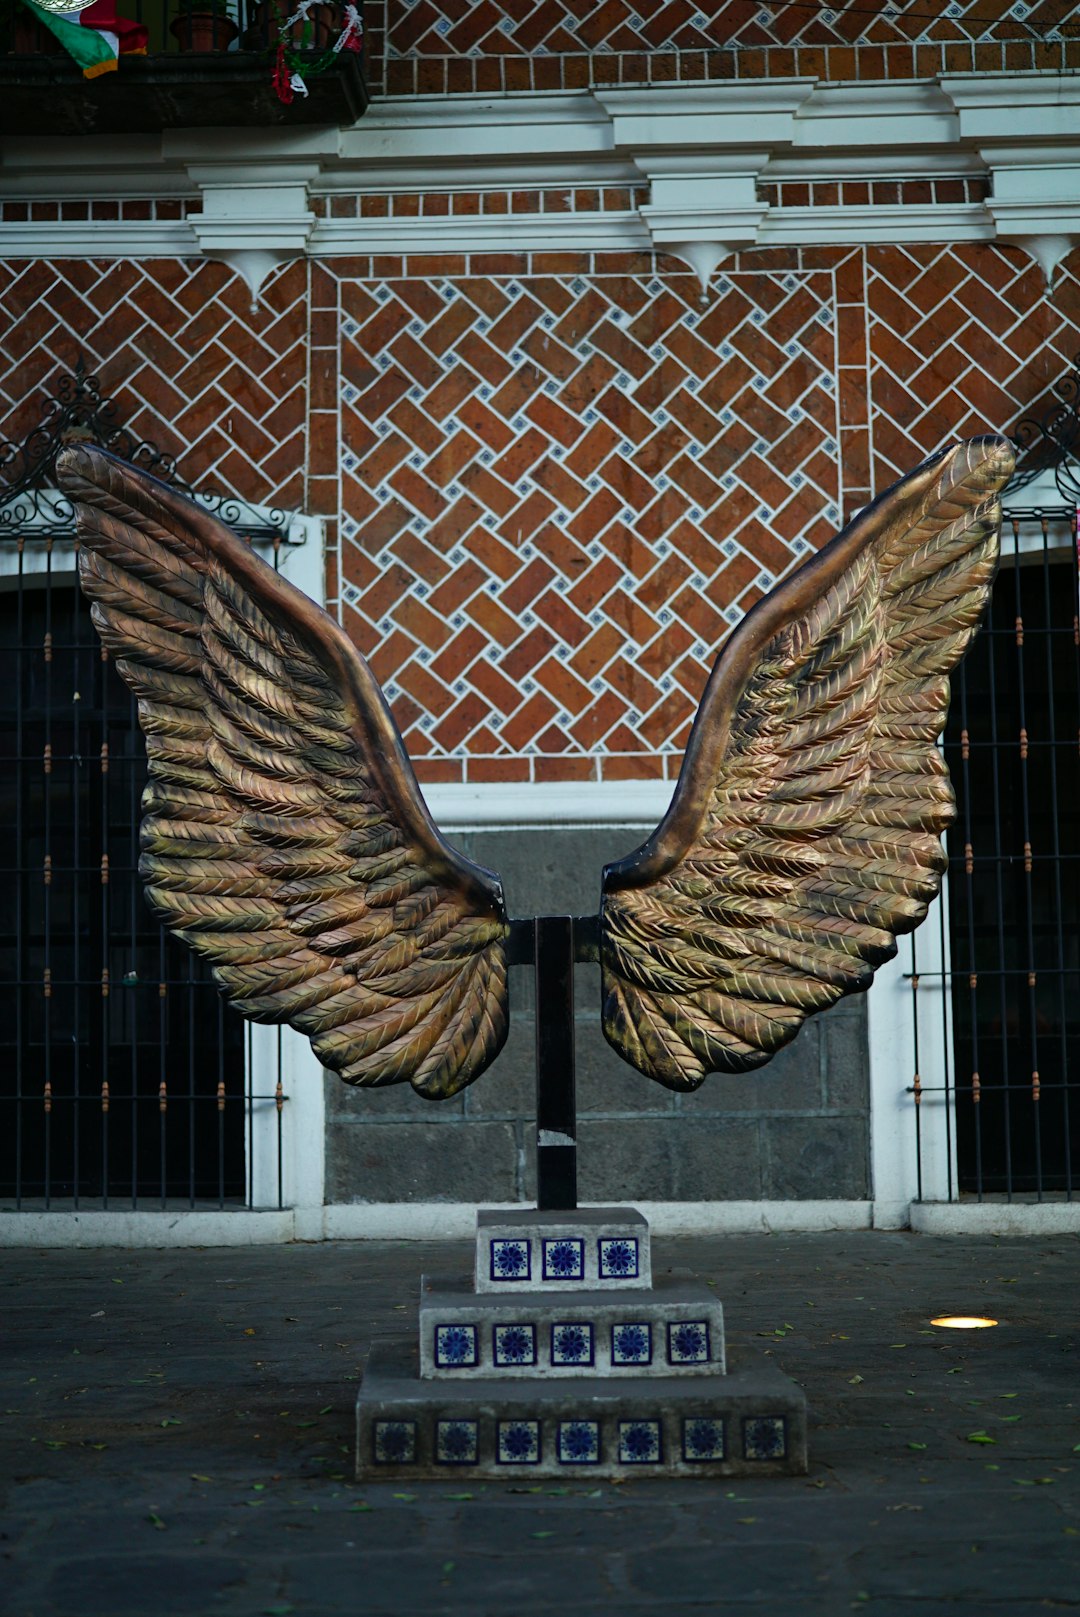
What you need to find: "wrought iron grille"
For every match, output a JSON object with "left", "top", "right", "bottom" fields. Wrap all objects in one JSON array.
[
  {"left": 911, "top": 505, "right": 1080, "bottom": 1202},
  {"left": 0, "top": 362, "right": 289, "bottom": 1211}
]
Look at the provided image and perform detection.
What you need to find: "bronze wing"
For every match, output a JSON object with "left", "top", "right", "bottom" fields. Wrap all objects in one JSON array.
[
  {"left": 58, "top": 445, "right": 508, "bottom": 1100},
  {"left": 600, "top": 434, "right": 1014, "bottom": 1090}
]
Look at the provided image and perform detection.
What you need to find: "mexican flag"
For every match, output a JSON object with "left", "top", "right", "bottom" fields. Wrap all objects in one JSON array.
[{"left": 18, "top": 0, "right": 148, "bottom": 78}]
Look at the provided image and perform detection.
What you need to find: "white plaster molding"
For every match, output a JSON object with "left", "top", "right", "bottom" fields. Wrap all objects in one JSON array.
[
  {"left": 185, "top": 160, "right": 319, "bottom": 303},
  {"left": 594, "top": 82, "right": 813, "bottom": 151},
  {"left": 940, "top": 71, "right": 1080, "bottom": 142},
  {"left": 420, "top": 779, "right": 674, "bottom": 830},
  {"left": 0, "top": 222, "right": 198, "bottom": 259},
  {"left": 793, "top": 79, "right": 960, "bottom": 150},
  {"left": 312, "top": 210, "right": 647, "bottom": 257},
  {"left": 758, "top": 202, "right": 994, "bottom": 246}
]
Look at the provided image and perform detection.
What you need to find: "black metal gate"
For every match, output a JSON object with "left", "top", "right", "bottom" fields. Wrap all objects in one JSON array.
[
  {"left": 0, "top": 362, "right": 289, "bottom": 1211},
  {"left": 942, "top": 505, "right": 1080, "bottom": 1200}
]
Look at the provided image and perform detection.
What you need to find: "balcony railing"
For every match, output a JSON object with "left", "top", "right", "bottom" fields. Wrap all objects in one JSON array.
[{"left": 0, "top": 0, "right": 368, "bottom": 134}]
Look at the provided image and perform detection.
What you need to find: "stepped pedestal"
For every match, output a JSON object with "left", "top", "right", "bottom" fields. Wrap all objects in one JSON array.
[{"left": 356, "top": 1206, "right": 807, "bottom": 1480}]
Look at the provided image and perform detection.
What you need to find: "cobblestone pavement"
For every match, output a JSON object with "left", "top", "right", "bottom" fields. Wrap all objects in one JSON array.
[{"left": 1, "top": 1230, "right": 1078, "bottom": 1616}]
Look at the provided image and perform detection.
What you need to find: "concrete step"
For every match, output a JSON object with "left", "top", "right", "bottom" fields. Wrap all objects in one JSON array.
[
  {"left": 356, "top": 1339, "right": 807, "bottom": 1480},
  {"left": 475, "top": 1205, "right": 651, "bottom": 1293},
  {"left": 419, "top": 1272, "right": 726, "bottom": 1378}
]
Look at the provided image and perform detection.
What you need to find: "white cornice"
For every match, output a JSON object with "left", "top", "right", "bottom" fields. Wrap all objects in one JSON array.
[
  {"left": 2, "top": 78, "right": 1079, "bottom": 270},
  {"left": 311, "top": 211, "right": 647, "bottom": 255},
  {"left": 759, "top": 202, "right": 994, "bottom": 245}
]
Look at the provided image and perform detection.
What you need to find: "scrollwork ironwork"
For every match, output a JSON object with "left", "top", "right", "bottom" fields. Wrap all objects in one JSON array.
[
  {"left": 1007, "top": 352, "right": 1080, "bottom": 504},
  {"left": 0, "top": 358, "right": 289, "bottom": 543}
]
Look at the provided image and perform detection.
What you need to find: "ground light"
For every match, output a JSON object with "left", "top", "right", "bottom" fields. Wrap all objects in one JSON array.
[{"left": 930, "top": 1316, "right": 999, "bottom": 1329}]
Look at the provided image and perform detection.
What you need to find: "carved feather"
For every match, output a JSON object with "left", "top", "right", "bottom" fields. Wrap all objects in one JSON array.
[
  {"left": 59, "top": 444, "right": 509, "bottom": 1099},
  {"left": 600, "top": 435, "right": 1014, "bottom": 1090}
]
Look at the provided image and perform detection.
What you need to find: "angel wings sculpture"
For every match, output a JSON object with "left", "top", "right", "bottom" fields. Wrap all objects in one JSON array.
[{"left": 58, "top": 434, "right": 1013, "bottom": 1110}]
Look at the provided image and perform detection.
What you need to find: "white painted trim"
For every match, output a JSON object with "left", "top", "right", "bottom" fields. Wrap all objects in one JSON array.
[
  {"left": 759, "top": 203, "right": 993, "bottom": 246},
  {"left": 867, "top": 892, "right": 956, "bottom": 1224},
  {"left": 911, "top": 1201, "right": 1080, "bottom": 1236},
  {"left": 312, "top": 212, "right": 646, "bottom": 256},
  {"left": 0, "top": 1199, "right": 875, "bottom": 1245},
  {"left": 419, "top": 779, "right": 675, "bottom": 829},
  {"left": 0, "top": 224, "right": 198, "bottom": 258},
  {"left": 0, "top": 1211, "right": 296, "bottom": 1247}
]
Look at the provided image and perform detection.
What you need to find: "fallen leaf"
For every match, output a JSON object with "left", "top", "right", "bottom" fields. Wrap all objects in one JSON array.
[
  {"left": 147, "top": 1512, "right": 166, "bottom": 1531},
  {"left": 848, "top": 1375, "right": 864, "bottom": 1385},
  {"left": 532, "top": 1531, "right": 555, "bottom": 1539},
  {"left": 392, "top": 1493, "right": 415, "bottom": 1502},
  {"left": 160, "top": 1418, "right": 181, "bottom": 1428},
  {"left": 967, "top": 1431, "right": 996, "bottom": 1445},
  {"left": 908, "top": 1442, "right": 928, "bottom": 1451}
]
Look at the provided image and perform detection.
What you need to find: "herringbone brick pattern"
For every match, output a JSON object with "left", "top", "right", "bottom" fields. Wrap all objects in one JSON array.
[
  {"left": 336, "top": 261, "right": 843, "bottom": 783},
  {"left": 866, "top": 245, "right": 1080, "bottom": 488},
  {"left": 0, "top": 258, "right": 309, "bottom": 510},
  {"left": 385, "top": 0, "right": 1080, "bottom": 56}
]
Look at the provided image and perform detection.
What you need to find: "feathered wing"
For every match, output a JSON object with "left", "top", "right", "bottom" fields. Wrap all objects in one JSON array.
[
  {"left": 58, "top": 444, "right": 509, "bottom": 1100},
  {"left": 600, "top": 435, "right": 1014, "bottom": 1090}
]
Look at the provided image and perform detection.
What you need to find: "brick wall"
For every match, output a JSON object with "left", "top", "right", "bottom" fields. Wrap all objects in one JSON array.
[
  {"left": 369, "top": 0, "right": 1080, "bottom": 94},
  {"left": 4, "top": 239, "right": 1078, "bottom": 1200}
]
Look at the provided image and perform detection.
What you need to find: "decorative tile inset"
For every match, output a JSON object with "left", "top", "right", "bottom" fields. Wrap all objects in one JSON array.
[
  {"left": 551, "top": 1322, "right": 594, "bottom": 1367},
  {"left": 619, "top": 1420, "right": 662, "bottom": 1464},
  {"left": 668, "top": 1320, "right": 711, "bottom": 1365},
  {"left": 557, "top": 1420, "right": 600, "bottom": 1464},
  {"left": 373, "top": 1420, "right": 417, "bottom": 1464},
  {"left": 598, "top": 1237, "right": 639, "bottom": 1280},
  {"left": 434, "top": 1323, "right": 478, "bottom": 1369},
  {"left": 435, "top": 1419, "right": 479, "bottom": 1464},
  {"left": 611, "top": 1322, "right": 652, "bottom": 1367},
  {"left": 683, "top": 1417, "right": 726, "bottom": 1463},
  {"left": 490, "top": 1239, "right": 530, "bottom": 1282},
  {"left": 744, "top": 1416, "right": 787, "bottom": 1461},
  {"left": 496, "top": 1419, "right": 541, "bottom": 1464},
  {"left": 542, "top": 1238, "right": 584, "bottom": 1281},
  {"left": 493, "top": 1323, "right": 537, "bottom": 1368}
]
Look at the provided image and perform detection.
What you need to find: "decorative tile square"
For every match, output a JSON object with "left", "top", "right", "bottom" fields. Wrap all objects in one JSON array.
[
  {"left": 435, "top": 1419, "right": 479, "bottom": 1465},
  {"left": 542, "top": 1238, "right": 583, "bottom": 1281},
  {"left": 619, "top": 1420, "right": 662, "bottom": 1464},
  {"left": 551, "top": 1322, "right": 594, "bottom": 1367},
  {"left": 667, "top": 1320, "right": 711, "bottom": 1365},
  {"left": 434, "top": 1323, "right": 478, "bottom": 1369},
  {"left": 557, "top": 1420, "right": 599, "bottom": 1464},
  {"left": 373, "top": 1421, "right": 416, "bottom": 1464},
  {"left": 493, "top": 1322, "right": 537, "bottom": 1368},
  {"left": 496, "top": 1420, "right": 540, "bottom": 1464},
  {"left": 611, "top": 1322, "right": 652, "bottom": 1366},
  {"left": 683, "top": 1417, "right": 726, "bottom": 1463},
  {"left": 490, "top": 1239, "right": 530, "bottom": 1282},
  {"left": 598, "top": 1237, "right": 639, "bottom": 1279},
  {"left": 743, "top": 1416, "right": 787, "bottom": 1461}
]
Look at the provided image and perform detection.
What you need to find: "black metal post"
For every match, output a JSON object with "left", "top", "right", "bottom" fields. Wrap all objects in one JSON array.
[{"left": 534, "top": 915, "right": 577, "bottom": 1210}]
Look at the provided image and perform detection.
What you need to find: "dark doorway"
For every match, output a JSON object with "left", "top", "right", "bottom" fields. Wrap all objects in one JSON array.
[
  {"left": 0, "top": 564, "right": 246, "bottom": 1207},
  {"left": 944, "top": 513, "right": 1080, "bottom": 1198}
]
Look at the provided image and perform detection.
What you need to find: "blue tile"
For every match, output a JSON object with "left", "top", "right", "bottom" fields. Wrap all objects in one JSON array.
[
  {"left": 490, "top": 1239, "right": 530, "bottom": 1282},
  {"left": 557, "top": 1420, "right": 599, "bottom": 1464},
  {"left": 611, "top": 1322, "right": 652, "bottom": 1367},
  {"left": 542, "top": 1238, "right": 584, "bottom": 1281},
  {"left": 551, "top": 1321, "right": 593, "bottom": 1367},
  {"left": 743, "top": 1416, "right": 787, "bottom": 1461},
  {"left": 598, "top": 1237, "right": 639, "bottom": 1279},
  {"left": 619, "top": 1420, "right": 662, "bottom": 1464},
  {"left": 496, "top": 1420, "right": 541, "bottom": 1464},
  {"left": 435, "top": 1419, "right": 478, "bottom": 1465},
  {"left": 682, "top": 1417, "right": 725, "bottom": 1463},
  {"left": 667, "top": 1320, "right": 711, "bottom": 1365},
  {"left": 434, "top": 1323, "right": 478, "bottom": 1369},
  {"left": 373, "top": 1421, "right": 416, "bottom": 1464},
  {"left": 493, "top": 1322, "right": 537, "bottom": 1368}
]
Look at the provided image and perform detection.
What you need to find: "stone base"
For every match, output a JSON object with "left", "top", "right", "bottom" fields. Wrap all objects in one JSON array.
[
  {"left": 419, "top": 1273, "right": 725, "bottom": 1378},
  {"left": 475, "top": 1206, "right": 651, "bottom": 1292},
  {"left": 356, "top": 1340, "right": 807, "bottom": 1479}
]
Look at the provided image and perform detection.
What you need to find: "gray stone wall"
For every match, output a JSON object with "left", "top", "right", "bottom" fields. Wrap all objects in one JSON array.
[{"left": 324, "top": 826, "right": 871, "bottom": 1205}]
